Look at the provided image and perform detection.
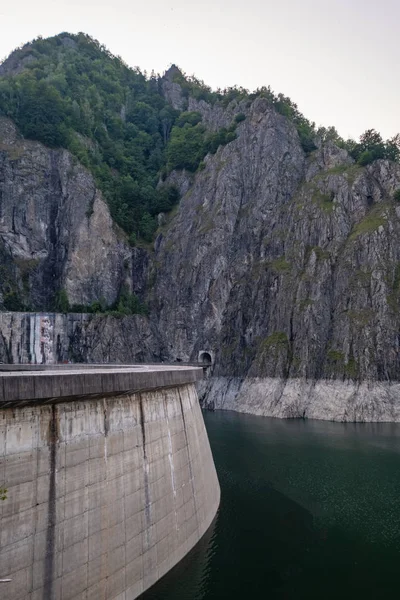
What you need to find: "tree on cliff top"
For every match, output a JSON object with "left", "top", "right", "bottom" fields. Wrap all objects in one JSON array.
[
  {"left": 0, "top": 33, "right": 178, "bottom": 240},
  {"left": 0, "top": 33, "right": 398, "bottom": 242},
  {"left": 357, "top": 130, "right": 399, "bottom": 164}
]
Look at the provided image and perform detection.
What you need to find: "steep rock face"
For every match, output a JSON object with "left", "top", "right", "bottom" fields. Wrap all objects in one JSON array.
[
  {"left": 197, "top": 376, "right": 400, "bottom": 422},
  {"left": 152, "top": 98, "right": 306, "bottom": 361},
  {"left": 161, "top": 65, "right": 187, "bottom": 110},
  {"left": 0, "top": 48, "right": 37, "bottom": 77},
  {"left": 0, "top": 312, "right": 160, "bottom": 364},
  {"left": 148, "top": 92, "right": 400, "bottom": 420},
  {"left": 68, "top": 312, "right": 161, "bottom": 363},
  {"left": 187, "top": 96, "right": 248, "bottom": 132},
  {"left": 0, "top": 118, "right": 129, "bottom": 309},
  {"left": 152, "top": 101, "right": 400, "bottom": 383},
  {"left": 2, "top": 74, "right": 400, "bottom": 422},
  {"left": 161, "top": 66, "right": 248, "bottom": 131}
]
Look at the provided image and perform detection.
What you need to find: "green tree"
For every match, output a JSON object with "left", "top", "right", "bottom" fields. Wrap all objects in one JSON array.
[
  {"left": 55, "top": 289, "right": 69, "bottom": 313},
  {"left": 175, "top": 111, "right": 202, "bottom": 127},
  {"left": 138, "top": 212, "right": 157, "bottom": 242},
  {"left": 167, "top": 123, "right": 206, "bottom": 171},
  {"left": 116, "top": 288, "right": 148, "bottom": 315},
  {"left": 1, "top": 31, "right": 398, "bottom": 249},
  {"left": 385, "top": 135, "right": 400, "bottom": 162},
  {"left": 348, "top": 130, "right": 400, "bottom": 165},
  {"left": 234, "top": 113, "right": 246, "bottom": 123},
  {"left": 352, "top": 129, "right": 385, "bottom": 164}
]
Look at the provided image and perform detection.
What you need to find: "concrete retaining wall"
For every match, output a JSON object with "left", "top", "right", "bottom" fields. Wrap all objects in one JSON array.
[{"left": 0, "top": 382, "right": 220, "bottom": 599}]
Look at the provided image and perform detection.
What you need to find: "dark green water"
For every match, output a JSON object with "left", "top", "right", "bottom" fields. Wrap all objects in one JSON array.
[{"left": 142, "top": 411, "right": 400, "bottom": 600}]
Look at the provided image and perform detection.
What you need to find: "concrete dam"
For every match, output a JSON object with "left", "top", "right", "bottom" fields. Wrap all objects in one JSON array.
[{"left": 0, "top": 365, "right": 221, "bottom": 599}]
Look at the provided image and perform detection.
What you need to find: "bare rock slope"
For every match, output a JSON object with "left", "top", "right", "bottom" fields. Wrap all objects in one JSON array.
[
  {"left": 0, "top": 117, "right": 129, "bottom": 310},
  {"left": 149, "top": 93, "right": 400, "bottom": 420},
  {"left": 2, "top": 78, "right": 400, "bottom": 421}
]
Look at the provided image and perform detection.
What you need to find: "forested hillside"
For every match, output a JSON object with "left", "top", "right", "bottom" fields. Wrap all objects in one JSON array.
[
  {"left": 1, "top": 32, "right": 398, "bottom": 243},
  {"left": 0, "top": 33, "right": 179, "bottom": 241},
  {"left": 0, "top": 33, "right": 248, "bottom": 240}
]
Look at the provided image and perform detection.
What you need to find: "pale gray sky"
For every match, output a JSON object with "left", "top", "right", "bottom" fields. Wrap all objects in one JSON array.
[{"left": 0, "top": 0, "right": 399, "bottom": 139}]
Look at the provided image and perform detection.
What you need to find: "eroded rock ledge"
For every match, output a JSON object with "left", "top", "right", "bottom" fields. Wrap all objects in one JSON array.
[{"left": 198, "top": 377, "right": 400, "bottom": 423}]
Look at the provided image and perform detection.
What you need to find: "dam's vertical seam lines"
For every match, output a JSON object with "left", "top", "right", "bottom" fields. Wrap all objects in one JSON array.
[
  {"left": 1, "top": 410, "right": 8, "bottom": 577},
  {"left": 84, "top": 402, "right": 90, "bottom": 598},
  {"left": 178, "top": 385, "right": 200, "bottom": 532},
  {"left": 30, "top": 407, "right": 40, "bottom": 595},
  {"left": 62, "top": 405, "right": 68, "bottom": 598},
  {"left": 43, "top": 403, "right": 58, "bottom": 600},
  {"left": 103, "top": 397, "right": 110, "bottom": 597},
  {"left": 163, "top": 390, "right": 179, "bottom": 534},
  {"left": 139, "top": 394, "right": 151, "bottom": 552},
  {"left": 122, "top": 396, "right": 129, "bottom": 600}
]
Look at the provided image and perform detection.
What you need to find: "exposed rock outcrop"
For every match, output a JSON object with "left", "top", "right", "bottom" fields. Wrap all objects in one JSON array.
[
  {"left": 148, "top": 90, "right": 400, "bottom": 421},
  {"left": 161, "top": 65, "right": 187, "bottom": 111},
  {"left": 2, "top": 71, "right": 400, "bottom": 422},
  {"left": 0, "top": 312, "right": 160, "bottom": 365},
  {"left": 0, "top": 118, "right": 130, "bottom": 309},
  {"left": 197, "top": 377, "right": 400, "bottom": 422}
]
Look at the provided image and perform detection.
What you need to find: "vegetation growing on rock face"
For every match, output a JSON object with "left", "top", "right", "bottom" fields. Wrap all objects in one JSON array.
[
  {"left": 62, "top": 287, "right": 148, "bottom": 317},
  {"left": 327, "top": 348, "right": 359, "bottom": 380},
  {"left": 0, "top": 33, "right": 178, "bottom": 240},
  {"left": 0, "top": 32, "right": 398, "bottom": 246},
  {"left": 312, "top": 190, "right": 334, "bottom": 213},
  {"left": 0, "top": 35, "right": 240, "bottom": 240},
  {"left": 262, "top": 332, "right": 289, "bottom": 348},
  {"left": 327, "top": 349, "right": 344, "bottom": 361},
  {"left": 166, "top": 116, "right": 238, "bottom": 172},
  {"left": 55, "top": 289, "right": 70, "bottom": 313},
  {"left": 350, "top": 206, "right": 387, "bottom": 239},
  {"left": 234, "top": 113, "right": 246, "bottom": 123},
  {"left": 115, "top": 288, "right": 148, "bottom": 316},
  {"left": 270, "top": 257, "right": 291, "bottom": 272}
]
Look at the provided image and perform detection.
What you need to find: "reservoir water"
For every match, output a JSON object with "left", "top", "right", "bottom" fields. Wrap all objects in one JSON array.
[{"left": 142, "top": 410, "right": 400, "bottom": 599}]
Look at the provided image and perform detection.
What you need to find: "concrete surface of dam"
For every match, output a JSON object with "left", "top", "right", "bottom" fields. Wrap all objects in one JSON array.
[{"left": 0, "top": 365, "right": 220, "bottom": 599}]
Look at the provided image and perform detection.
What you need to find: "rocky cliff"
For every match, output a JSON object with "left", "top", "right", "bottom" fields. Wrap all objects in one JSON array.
[
  {"left": 0, "top": 312, "right": 160, "bottom": 364},
  {"left": 1, "top": 47, "right": 400, "bottom": 421},
  {"left": 148, "top": 93, "right": 400, "bottom": 420},
  {"left": 153, "top": 97, "right": 400, "bottom": 381},
  {"left": 0, "top": 117, "right": 131, "bottom": 310}
]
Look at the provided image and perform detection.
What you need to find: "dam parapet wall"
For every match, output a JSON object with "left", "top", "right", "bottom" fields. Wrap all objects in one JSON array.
[{"left": 0, "top": 366, "right": 220, "bottom": 599}]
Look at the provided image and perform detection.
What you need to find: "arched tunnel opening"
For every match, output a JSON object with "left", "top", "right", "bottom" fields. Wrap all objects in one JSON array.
[{"left": 199, "top": 352, "right": 212, "bottom": 366}]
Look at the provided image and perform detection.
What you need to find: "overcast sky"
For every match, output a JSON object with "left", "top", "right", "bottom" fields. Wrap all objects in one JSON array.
[{"left": 0, "top": 0, "right": 398, "bottom": 140}]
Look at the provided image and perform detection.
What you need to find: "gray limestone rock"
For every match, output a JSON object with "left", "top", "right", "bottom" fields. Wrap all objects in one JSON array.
[
  {"left": 148, "top": 92, "right": 400, "bottom": 421},
  {"left": 0, "top": 117, "right": 129, "bottom": 309},
  {"left": 161, "top": 65, "right": 187, "bottom": 111},
  {"left": 0, "top": 312, "right": 160, "bottom": 365},
  {"left": 2, "top": 84, "right": 400, "bottom": 422}
]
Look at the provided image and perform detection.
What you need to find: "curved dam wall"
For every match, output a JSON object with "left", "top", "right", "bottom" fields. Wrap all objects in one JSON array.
[{"left": 0, "top": 366, "right": 220, "bottom": 599}]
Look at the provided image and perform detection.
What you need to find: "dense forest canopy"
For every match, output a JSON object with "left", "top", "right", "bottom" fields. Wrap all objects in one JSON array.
[
  {"left": 0, "top": 33, "right": 181, "bottom": 241},
  {"left": 0, "top": 33, "right": 399, "bottom": 242}
]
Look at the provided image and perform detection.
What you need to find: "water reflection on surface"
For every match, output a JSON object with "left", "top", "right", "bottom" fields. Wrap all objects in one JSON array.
[{"left": 141, "top": 411, "right": 400, "bottom": 600}]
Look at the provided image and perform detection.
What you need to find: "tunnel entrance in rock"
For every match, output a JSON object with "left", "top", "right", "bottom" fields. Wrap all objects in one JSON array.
[{"left": 199, "top": 352, "right": 212, "bottom": 366}]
